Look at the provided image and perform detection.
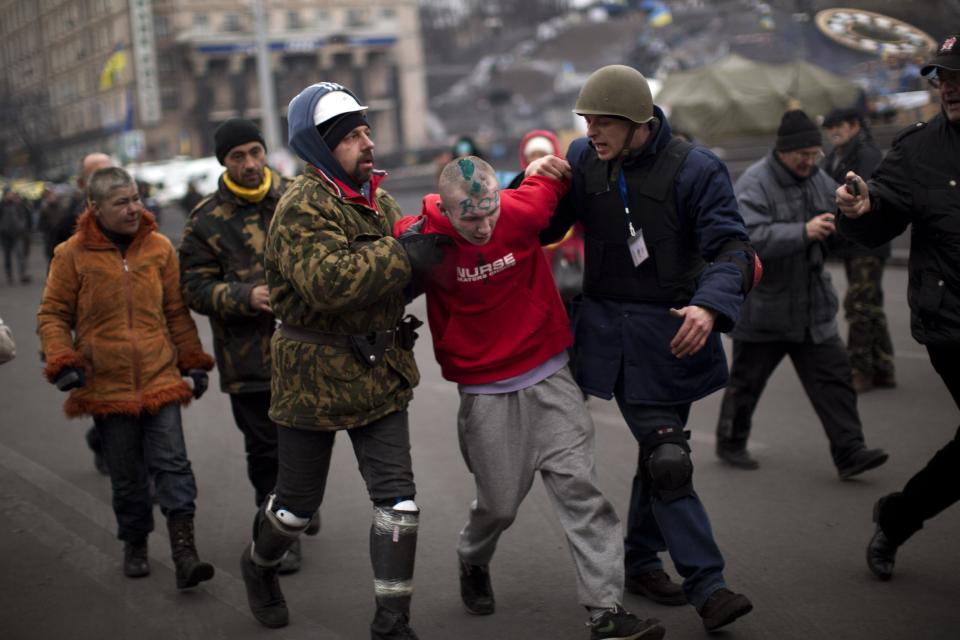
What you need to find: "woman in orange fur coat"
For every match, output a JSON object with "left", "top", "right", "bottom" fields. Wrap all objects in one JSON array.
[{"left": 38, "top": 166, "right": 216, "bottom": 590}]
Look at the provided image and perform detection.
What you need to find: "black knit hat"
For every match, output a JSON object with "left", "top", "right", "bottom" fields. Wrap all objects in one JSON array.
[
  {"left": 214, "top": 118, "right": 266, "bottom": 165},
  {"left": 316, "top": 111, "right": 369, "bottom": 150},
  {"left": 776, "top": 110, "right": 822, "bottom": 151},
  {"left": 921, "top": 34, "right": 960, "bottom": 76}
]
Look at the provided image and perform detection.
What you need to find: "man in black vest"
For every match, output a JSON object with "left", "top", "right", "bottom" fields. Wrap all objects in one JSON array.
[
  {"left": 838, "top": 34, "right": 960, "bottom": 581},
  {"left": 541, "top": 65, "right": 756, "bottom": 633}
]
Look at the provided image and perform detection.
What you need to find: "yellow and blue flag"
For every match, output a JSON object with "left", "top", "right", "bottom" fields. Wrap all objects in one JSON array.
[{"left": 99, "top": 46, "right": 127, "bottom": 90}]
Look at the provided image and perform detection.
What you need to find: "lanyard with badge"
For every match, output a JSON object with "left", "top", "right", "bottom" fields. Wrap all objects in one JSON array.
[{"left": 617, "top": 171, "right": 649, "bottom": 267}]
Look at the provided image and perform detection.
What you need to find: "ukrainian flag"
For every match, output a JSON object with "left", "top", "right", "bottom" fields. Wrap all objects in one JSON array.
[
  {"left": 649, "top": 5, "right": 673, "bottom": 28},
  {"left": 99, "top": 47, "right": 127, "bottom": 90}
]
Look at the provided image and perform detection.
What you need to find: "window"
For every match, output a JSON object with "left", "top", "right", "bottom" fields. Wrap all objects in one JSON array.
[
  {"left": 193, "top": 14, "right": 208, "bottom": 30},
  {"left": 160, "top": 87, "right": 180, "bottom": 111},
  {"left": 223, "top": 13, "right": 242, "bottom": 33},
  {"left": 287, "top": 11, "right": 301, "bottom": 30},
  {"left": 154, "top": 15, "right": 168, "bottom": 37},
  {"left": 346, "top": 9, "right": 368, "bottom": 28}
]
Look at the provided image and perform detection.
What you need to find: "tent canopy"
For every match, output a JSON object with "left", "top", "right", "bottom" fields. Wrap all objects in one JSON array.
[{"left": 656, "top": 55, "right": 862, "bottom": 141}]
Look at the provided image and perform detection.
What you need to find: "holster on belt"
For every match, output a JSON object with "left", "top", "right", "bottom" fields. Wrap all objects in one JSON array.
[{"left": 396, "top": 314, "right": 423, "bottom": 351}]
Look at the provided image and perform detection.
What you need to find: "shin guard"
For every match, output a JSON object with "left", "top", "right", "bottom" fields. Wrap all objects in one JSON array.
[{"left": 370, "top": 504, "right": 419, "bottom": 620}]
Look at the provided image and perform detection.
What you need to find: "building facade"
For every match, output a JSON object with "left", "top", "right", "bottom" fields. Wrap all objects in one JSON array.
[{"left": 0, "top": 0, "right": 427, "bottom": 177}]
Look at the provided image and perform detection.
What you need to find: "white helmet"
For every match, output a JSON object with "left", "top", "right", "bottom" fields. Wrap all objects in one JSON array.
[{"left": 312, "top": 85, "right": 368, "bottom": 126}]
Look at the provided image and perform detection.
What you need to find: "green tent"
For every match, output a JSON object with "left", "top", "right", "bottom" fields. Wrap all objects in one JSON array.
[{"left": 655, "top": 55, "right": 861, "bottom": 141}]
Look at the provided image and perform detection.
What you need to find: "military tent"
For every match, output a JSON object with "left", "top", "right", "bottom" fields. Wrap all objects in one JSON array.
[{"left": 655, "top": 55, "right": 862, "bottom": 141}]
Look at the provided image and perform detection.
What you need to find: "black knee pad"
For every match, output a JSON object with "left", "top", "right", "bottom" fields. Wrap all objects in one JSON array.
[{"left": 642, "top": 426, "right": 693, "bottom": 503}]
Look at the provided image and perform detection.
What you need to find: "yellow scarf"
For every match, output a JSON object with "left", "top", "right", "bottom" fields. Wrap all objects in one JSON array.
[{"left": 223, "top": 167, "right": 272, "bottom": 203}]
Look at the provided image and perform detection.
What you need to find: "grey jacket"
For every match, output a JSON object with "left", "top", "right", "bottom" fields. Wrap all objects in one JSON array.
[{"left": 731, "top": 152, "right": 840, "bottom": 343}]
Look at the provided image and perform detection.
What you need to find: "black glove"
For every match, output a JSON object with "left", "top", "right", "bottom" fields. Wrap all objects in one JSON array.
[
  {"left": 54, "top": 367, "right": 85, "bottom": 391},
  {"left": 398, "top": 219, "right": 454, "bottom": 273},
  {"left": 187, "top": 369, "right": 208, "bottom": 399}
]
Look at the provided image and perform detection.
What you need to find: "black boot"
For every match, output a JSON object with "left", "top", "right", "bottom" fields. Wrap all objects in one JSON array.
[
  {"left": 459, "top": 559, "right": 495, "bottom": 615},
  {"left": 241, "top": 545, "right": 289, "bottom": 628},
  {"left": 698, "top": 587, "right": 753, "bottom": 632},
  {"left": 716, "top": 411, "right": 757, "bottom": 470},
  {"left": 625, "top": 568, "right": 686, "bottom": 606},
  {"left": 123, "top": 539, "right": 150, "bottom": 578},
  {"left": 241, "top": 500, "right": 302, "bottom": 628},
  {"left": 716, "top": 445, "right": 759, "bottom": 470},
  {"left": 167, "top": 516, "right": 214, "bottom": 590},
  {"left": 371, "top": 505, "right": 419, "bottom": 640},
  {"left": 867, "top": 494, "right": 901, "bottom": 580}
]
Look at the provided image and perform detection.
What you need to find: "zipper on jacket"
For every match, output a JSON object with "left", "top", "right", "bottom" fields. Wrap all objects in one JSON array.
[{"left": 121, "top": 255, "right": 143, "bottom": 401}]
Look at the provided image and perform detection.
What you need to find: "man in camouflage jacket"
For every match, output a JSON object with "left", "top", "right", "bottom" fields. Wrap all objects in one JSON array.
[
  {"left": 179, "top": 118, "right": 312, "bottom": 573},
  {"left": 238, "top": 83, "right": 449, "bottom": 640}
]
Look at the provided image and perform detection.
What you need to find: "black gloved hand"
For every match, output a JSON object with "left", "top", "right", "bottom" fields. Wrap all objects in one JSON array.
[
  {"left": 187, "top": 369, "right": 208, "bottom": 399},
  {"left": 54, "top": 367, "right": 85, "bottom": 391},
  {"left": 398, "top": 219, "right": 454, "bottom": 273}
]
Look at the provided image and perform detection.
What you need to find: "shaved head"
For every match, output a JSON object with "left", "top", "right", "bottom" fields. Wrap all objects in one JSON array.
[
  {"left": 79, "top": 153, "right": 113, "bottom": 189},
  {"left": 437, "top": 156, "right": 501, "bottom": 245},
  {"left": 438, "top": 156, "right": 499, "bottom": 217}
]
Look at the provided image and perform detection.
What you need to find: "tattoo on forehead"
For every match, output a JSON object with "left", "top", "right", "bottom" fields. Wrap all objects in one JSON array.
[
  {"left": 457, "top": 158, "right": 484, "bottom": 196},
  {"left": 457, "top": 191, "right": 499, "bottom": 219}
]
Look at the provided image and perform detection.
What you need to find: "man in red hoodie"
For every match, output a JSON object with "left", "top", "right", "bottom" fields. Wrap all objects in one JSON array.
[{"left": 394, "top": 156, "right": 665, "bottom": 640}]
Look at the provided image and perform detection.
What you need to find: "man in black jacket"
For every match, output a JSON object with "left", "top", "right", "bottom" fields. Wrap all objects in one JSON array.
[
  {"left": 837, "top": 33, "right": 960, "bottom": 581},
  {"left": 823, "top": 108, "right": 895, "bottom": 393}
]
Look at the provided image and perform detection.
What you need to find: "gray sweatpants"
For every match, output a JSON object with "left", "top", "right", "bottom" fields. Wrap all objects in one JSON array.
[{"left": 456, "top": 366, "right": 624, "bottom": 609}]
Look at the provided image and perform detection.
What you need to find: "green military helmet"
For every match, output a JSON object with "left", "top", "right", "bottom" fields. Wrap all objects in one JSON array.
[{"left": 574, "top": 65, "right": 654, "bottom": 124}]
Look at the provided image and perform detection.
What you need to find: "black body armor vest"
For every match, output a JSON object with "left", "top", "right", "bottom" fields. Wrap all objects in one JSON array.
[{"left": 579, "top": 138, "right": 705, "bottom": 302}]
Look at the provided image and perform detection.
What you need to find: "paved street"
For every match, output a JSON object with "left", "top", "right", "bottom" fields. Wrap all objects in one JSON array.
[{"left": 1, "top": 198, "right": 957, "bottom": 639}]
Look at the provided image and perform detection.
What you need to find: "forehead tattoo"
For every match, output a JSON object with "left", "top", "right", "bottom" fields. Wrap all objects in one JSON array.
[{"left": 457, "top": 191, "right": 499, "bottom": 219}]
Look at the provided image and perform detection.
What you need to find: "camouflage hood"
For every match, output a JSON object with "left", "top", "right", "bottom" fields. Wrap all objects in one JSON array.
[{"left": 287, "top": 82, "right": 365, "bottom": 193}]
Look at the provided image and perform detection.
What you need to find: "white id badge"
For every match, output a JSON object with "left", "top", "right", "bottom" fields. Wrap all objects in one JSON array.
[{"left": 628, "top": 231, "right": 650, "bottom": 267}]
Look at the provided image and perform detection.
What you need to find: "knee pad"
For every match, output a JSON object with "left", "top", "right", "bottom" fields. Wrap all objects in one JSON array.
[
  {"left": 263, "top": 493, "right": 313, "bottom": 531},
  {"left": 643, "top": 427, "right": 693, "bottom": 503},
  {"left": 251, "top": 494, "right": 311, "bottom": 566}
]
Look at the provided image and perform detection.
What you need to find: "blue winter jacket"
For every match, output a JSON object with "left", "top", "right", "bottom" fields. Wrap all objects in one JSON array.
[{"left": 548, "top": 108, "right": 751, "bottom": 405}]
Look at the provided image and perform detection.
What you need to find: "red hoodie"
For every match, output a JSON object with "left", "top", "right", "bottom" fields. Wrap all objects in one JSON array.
[{"left": 394, "top": 175, "right": 571, "bottom": 384}]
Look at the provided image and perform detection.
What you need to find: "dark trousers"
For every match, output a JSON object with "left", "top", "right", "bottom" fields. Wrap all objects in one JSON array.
[
  {"left": 843, "top": 256, "right": 895, "bottom": 378},
  {"left": 614, "top": 376, "right": 727, "bottom": 610},
  {"left": 1, "top": 233, "right": 27, "bottom": 283},
  {"left": 94, "top": 403, "right": 198, "bottom": 542},
  {"left": 716, "top": 336, "right": 866, "bottom": 466},
  {"left": 880, "top": 345, "right": 960, "bottom": 544},
  {"left": 274, "top": 410, "right": 415, "bottom": 517},
  {"left": 229, "top": 391, "right": 280, "bottom": 507}
]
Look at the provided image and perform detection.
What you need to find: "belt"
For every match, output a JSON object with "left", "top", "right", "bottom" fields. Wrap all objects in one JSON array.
[{"left": 279, "top": 324, "right": 396, "bottom": 348}]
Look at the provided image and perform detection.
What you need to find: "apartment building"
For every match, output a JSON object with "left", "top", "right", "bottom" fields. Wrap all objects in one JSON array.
[{"left": 0, "top": 0, "right": 427, "bottom": 176}]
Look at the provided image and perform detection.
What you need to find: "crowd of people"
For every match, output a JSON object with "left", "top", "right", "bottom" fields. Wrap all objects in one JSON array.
[{"left": 3, "top": 31, "right": 956, "bottom": 640}]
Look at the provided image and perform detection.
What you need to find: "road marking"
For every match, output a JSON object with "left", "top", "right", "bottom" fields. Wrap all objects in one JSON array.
[{"left": 0, "top": 441, "right": 347, "bottom": 639}]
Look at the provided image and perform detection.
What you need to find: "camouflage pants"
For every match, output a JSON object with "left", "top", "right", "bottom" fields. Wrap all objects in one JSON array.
[{"left": 843, "top": 256, "right": 894, "bottom": 378}]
